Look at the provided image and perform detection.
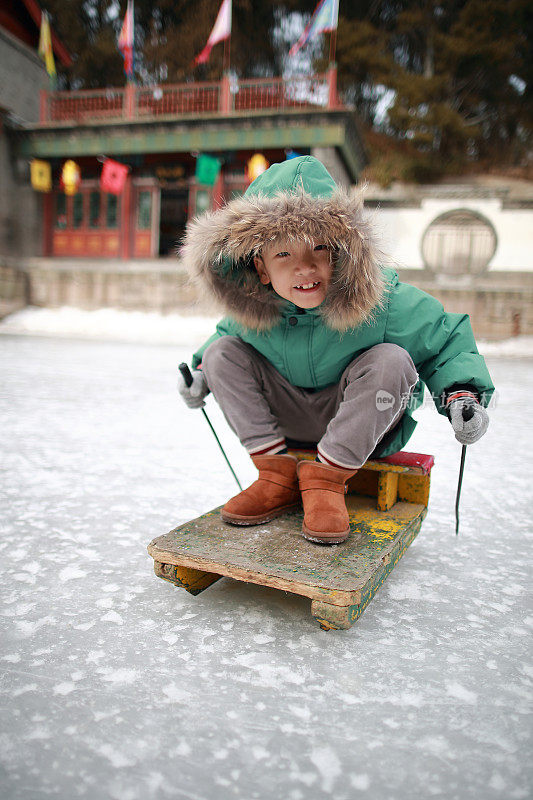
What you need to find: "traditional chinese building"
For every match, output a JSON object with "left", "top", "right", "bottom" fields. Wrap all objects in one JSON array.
[
  {"left": 0, "top": 0, "right": 70, "bottom": 259},
  {"left": 2, "top": 5, "right": 530, "bottom": 338},
  {"left": 13, "top": 70, "right": 366, "bottom": 260}
]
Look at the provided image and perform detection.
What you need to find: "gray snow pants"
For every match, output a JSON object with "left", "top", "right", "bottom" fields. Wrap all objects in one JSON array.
[{"left": 202, "top": 336, "right": 419, "bottom": 469}]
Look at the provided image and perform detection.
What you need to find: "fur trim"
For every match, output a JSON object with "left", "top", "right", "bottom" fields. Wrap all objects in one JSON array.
[{"left": 179, "top": 189, "right": 385, "bottom": 331}]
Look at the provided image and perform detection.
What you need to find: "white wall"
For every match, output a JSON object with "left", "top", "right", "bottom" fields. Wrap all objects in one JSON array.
[{"left": 366, "top": 196, "right": 533, "bottom": 272}]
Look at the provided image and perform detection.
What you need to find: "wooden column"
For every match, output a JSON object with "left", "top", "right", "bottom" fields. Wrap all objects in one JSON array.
[
  {"left": 125, "top": 84, "right": 136, "bottom": 119},
  {"left": 212, "top": 169, "right": 225, "bottom": 210},
  {"left": 42, "top": 192, "right": 54, "bottom": 257},
  {"left": 220, "top": 74, "right": 231, "bottom": 113},
  {"left": 327, "top": 65, "right": 338, "bottom": 109},
  {"left": 120, "top": 175, "right": 132, "bottom": 259}
]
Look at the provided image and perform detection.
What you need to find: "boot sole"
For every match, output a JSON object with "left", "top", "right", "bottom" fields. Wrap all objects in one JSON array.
[
  {"left": 221, "top": 502, "right": 301, "bottom": 526},
  {"left": 302, "top": 522, "right": 350, "bottom": 545}
]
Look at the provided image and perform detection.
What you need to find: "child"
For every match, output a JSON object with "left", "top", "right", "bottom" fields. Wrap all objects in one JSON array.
[{"left": 178, "top": 156, "right": 494, "bottom": 544}]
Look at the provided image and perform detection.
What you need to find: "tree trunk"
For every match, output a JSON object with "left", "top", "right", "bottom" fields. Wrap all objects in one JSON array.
[{"left": 424, "top": 5, "right": 434, "bottom": 79}]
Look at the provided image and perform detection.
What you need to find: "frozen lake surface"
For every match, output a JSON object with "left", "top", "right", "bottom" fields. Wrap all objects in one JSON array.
[{"left": 1, "top": 330, "right": 531, "bottom": 800}]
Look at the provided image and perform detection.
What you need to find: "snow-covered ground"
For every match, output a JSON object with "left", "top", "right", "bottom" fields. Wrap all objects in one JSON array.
[
  {"left": 1, "top": 311, "right": 532, "bottom": 800},
  {"left": 2, "top": 304, "right": 533, "bottom": 357}
]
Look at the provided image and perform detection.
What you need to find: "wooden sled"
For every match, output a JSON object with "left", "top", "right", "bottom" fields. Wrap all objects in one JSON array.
[{"left": 147, "top": 450, "right": 435, "bottom": 630}]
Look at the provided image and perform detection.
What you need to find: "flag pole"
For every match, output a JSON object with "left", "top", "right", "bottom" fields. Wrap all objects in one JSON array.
[
  {"left": 223, "top": 34, "right": 230, "bottom": 74},
  {"left": 329, "top": 26, "right": 337, "bottom": 66},
  {"left": 224, "top": 0, "right": 231, "bottom": 74},
  {"left": 131, "top": 0, "right": 136, "bottom": 85}
]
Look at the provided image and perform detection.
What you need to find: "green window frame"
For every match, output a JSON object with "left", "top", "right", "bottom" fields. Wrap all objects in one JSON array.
[
  {"left": 72, "top": 193, "right": 84, "bottom": 229},
  {"left": 55, "top": 193, "right": 67, "bottom": 229},
  {"left": 89, "top": 191, "right": 101, "bottom": 228},
  {"left": 137, "top": 191, "right": 152, "bottom": 230},
  {"left": 106, "top": 195, "right": 119, "bottom": 228}
]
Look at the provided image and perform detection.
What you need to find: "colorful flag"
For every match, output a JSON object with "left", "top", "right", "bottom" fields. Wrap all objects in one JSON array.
[
  {"left": 100, "top": 159, "right": 129, "bottom": 194},
  {"left": 195, "top": 154, "right": 222, "bottom": 186},
  {"left": 195, "top": 0, "right": 232, "bottom": 65},
  {"left": 289, "top": 0, "right": 339, "bottom": 56},
  {"left": 38, "top": 11, "right": 56, "bottom": 78},
  {"left": 30, "top": 159, "right": 52, "bottom": 193},
  {"left": 118, "top": 0, "right": 135, "bottom": 79}
]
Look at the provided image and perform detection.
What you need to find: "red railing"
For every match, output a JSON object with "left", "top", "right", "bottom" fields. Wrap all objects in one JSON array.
[
  {"left": 39, "top": 71, "right": 338, "bottom": 124},
  {"left": 136, "top": 81, "right": 221, "bottom": 117},
  {"left": 234, "top": 75, "right": 329, "bottom": 111},
  {"left": 42, "top": 88, "right": 127, "bottom": 123}
]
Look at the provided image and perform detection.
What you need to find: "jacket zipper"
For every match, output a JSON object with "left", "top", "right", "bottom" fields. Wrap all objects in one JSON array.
[
  {"left": 307, "top": 317, "right": 317, "bottom": 387},
  {"left": 282, "top": 321, "right": 294, "bottom": 384}
]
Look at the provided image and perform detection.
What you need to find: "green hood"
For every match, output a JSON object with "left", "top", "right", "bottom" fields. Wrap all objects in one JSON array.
[
  {"left": 180, "top": 156, "right": 385, "bottom": 332},
  {"left": 245, "top": 156, "right": 337, "bottom": 200}
]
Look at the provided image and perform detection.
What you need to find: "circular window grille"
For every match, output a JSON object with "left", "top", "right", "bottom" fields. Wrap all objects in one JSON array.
[{"left": 421, "top": 209, "right": 497, "bottom": 275}]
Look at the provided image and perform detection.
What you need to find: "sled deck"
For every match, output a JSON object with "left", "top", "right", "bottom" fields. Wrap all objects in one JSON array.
[{"left": 148, "top": 450, "right": 435, "bottom": 630}]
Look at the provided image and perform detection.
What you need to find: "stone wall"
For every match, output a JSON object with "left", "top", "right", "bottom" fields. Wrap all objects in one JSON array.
[
  {"left": 0, "top": 259, "right": 29, "bottom": 318},
  {"left": 2, "top": 257, "right": 532, "bottom": 339},
  {"left": 396, "top": 269, "right": 533, "bottom": 340},
  {"left": 0, "top": 27, "right": 47, "bottom": 124},
  {"left": 0, "top": 27, "right": 47, "bottom": 260},
  {"left": 14, "top": 258, "right": 202, "bottom": 315},
  {"left": 0, "top": 125, "right": 43, "bottom": 259}
]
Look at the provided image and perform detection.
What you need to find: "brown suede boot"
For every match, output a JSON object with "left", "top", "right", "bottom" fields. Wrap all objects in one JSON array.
[
  {"left": 221, "top": 454, "right": 300, "bottom": 525},
  {"left": 297, "top": 460, "right": 358, "bottom": 544}
]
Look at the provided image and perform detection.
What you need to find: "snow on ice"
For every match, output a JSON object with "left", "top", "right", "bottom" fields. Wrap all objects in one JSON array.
[
  {"left": 0, "top": 308, "right": 532, "bottom": 800},
  {"left": 2, "top": 304, "right": 533, "bottom": 357}
]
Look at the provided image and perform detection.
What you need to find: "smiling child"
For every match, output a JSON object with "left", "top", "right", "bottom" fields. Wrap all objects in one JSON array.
[{"left": 178, "top": 156, "right": 494, "bottom": 544}]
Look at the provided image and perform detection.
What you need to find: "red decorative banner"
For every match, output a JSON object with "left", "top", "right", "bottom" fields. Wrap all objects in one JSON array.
[{"left": 100, "top": 159, "right": 129, "bottom": 194}]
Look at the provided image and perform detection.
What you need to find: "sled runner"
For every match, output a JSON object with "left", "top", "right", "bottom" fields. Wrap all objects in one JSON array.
[{"left": 147, "top": 450, "right": 434, "bottom": 630}]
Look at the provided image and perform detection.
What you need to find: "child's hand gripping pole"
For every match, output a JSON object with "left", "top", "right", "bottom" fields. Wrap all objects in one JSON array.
[
  {"left": 178, "top": 363, "right": 243, "bottom": 492},
  {"left": 455, "top": 404, "right": 474, "bottom": 536}
]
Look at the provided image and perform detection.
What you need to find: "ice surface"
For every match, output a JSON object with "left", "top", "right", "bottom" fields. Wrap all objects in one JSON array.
[
  {"left": 0, "top": 306, "right": 219, "bottom": 346},
  {"left": 1, "top": 326, "right": 532, "bottom": 800},
  {"left": 2, "top": 305, "right": 533, "bottom": 358}
]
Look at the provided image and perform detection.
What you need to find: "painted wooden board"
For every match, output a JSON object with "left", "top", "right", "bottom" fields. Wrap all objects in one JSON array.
[{"left": 148, "top": 495, "right": 427, "bottom": 630}]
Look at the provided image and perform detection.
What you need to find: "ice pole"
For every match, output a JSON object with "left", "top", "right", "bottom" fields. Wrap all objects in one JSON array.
[
  {"left": 455, "top": 404, "right": 475, "bottom": 536},
  {"left": 179, "top": 363, "right": 243, "bottom": 492}
]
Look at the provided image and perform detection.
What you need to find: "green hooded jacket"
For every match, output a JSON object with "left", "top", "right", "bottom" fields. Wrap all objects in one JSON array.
[{"left": 181, "top": 156, "right": 494, "bottom": 457}]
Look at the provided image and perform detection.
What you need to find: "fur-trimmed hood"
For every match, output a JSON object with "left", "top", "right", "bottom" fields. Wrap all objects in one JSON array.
[{"left": 180, "top": 156, "right": 384, "bottom": 331}]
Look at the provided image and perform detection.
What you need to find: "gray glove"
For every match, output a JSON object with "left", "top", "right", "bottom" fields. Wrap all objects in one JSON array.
[
  {"left": 448, "top": 395, "right": 489, "bottom": 445},
  {"left": 177, "top": 369, "right": 209, "bottom": 409}
]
